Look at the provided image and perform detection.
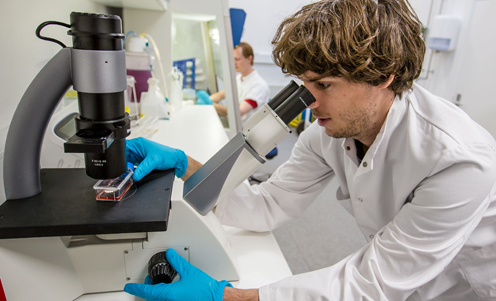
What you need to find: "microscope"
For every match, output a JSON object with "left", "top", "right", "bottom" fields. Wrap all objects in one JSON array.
[{"left": 0, "top": 11, "right": 315, "bottom": 300}]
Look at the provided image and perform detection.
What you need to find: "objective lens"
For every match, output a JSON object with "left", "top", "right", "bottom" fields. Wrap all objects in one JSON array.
[{"left": 85, "top": 139, "right": 126, "bottom": 179}]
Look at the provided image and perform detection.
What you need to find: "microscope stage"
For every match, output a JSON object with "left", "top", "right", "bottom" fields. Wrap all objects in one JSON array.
[{"left": 0, "top": 168, "right": 174, "bottom": 239}]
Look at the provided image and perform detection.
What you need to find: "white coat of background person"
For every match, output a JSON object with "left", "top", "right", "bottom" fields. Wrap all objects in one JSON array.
[
  {"left": 197, "top": 42, "right": 270, "bottom": 123},
  {"left": 124, "top": 0, "right": 496, "bottom": 300}
]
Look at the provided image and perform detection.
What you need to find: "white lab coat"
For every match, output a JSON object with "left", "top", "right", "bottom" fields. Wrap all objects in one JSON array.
[
  {"left": 215, "top": 84, "right": 496, "bottom": 300},
  {"left": 236, "top": 70, "right": 270, "bottom": 122}
]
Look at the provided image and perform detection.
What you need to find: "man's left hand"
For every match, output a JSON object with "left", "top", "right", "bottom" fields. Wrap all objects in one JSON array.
[{"left": 124, "top": 249, "right": 232, "bottom": 301}]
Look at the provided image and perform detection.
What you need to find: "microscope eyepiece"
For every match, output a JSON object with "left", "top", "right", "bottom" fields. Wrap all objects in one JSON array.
[
  {"left": 267, "top": 80, "right": 299, "bottom": 110},
  {"left": 68, "top": 12, "right": 125, "bottom": 51},
  {"left": 265, "top": 80, "right": 316, "bottom": 125},
  {"left": 274, "top": 86, "right": 316, "bottom": 125}
]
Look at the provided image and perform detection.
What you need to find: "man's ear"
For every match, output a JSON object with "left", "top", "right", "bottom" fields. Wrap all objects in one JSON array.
[{"left": 378, "top": 74, "right": 395, "bottom": 90}]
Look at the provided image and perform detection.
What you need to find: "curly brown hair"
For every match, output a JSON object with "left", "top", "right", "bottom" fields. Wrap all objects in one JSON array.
[{"left": 272, "top": 0, "right": 426, "bottom": 95}]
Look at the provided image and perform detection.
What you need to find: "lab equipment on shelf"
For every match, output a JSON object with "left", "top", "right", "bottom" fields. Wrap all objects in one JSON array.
[{"left": 173, "top": 58, "right": 196, "bottom": 89}]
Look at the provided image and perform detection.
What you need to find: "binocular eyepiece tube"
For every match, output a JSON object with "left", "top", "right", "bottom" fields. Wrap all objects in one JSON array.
[{"left": 267, "top": 80, "right": 316, "bottom": 125}]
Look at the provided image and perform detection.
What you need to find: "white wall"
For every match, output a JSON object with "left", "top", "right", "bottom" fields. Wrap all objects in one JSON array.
[
  {"left": 0, "top": 0, "right": 107, "bottom": 141},
  {"left": 415, "top": 0, "right": 496, "bottom": 137},
  {"left": 415, "top": 0, "right": 477, "bottom": 100},
  {"left": 229, "top": 0, "right": 313, "bottom": 58},
  {"left": 448, "top": 0, "right": 496, "bottom": 137}
]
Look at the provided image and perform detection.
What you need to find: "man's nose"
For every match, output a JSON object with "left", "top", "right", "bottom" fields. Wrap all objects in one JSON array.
[
  {"left": 303, "top": 85, "right": 319, "bottom": 108},
  {"left": 308, "top": 100, "right": 319, "bottom": 109},
  {"left": 307, "top": 93, "right": 320, "bottom": 109}
]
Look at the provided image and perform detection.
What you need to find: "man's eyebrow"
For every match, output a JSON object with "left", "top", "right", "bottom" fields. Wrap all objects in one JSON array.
[{"left": 298, "top": 74, "right": 328, "bottom": 82}]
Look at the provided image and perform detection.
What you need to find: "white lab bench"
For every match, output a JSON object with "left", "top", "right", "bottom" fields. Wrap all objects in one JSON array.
[{"left": 76, "top": 105, "right": 291, "bottom": 300}]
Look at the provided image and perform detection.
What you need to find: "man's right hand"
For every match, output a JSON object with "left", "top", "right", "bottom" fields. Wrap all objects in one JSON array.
[
  {"left": 126, "top": 137, "right": 188, "bottom": 181},
  {"left": 196, "top": 90, "right": 213, "bottom": 105}
]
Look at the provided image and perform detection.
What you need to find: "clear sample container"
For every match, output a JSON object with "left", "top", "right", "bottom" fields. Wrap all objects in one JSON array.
[{"left": 93, "top": 169, "right": 134, "bottom": 201}]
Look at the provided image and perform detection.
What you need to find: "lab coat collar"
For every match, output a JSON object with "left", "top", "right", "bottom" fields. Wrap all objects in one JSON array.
[
  {"left": 370, "top": 93, "right": 408, "bottom": 161},
  {"left": 342, "top": 92, "right": 408, "bottom": 175},
  {"left": 240, "top": 69, "right": 258, "bottom": 81}
]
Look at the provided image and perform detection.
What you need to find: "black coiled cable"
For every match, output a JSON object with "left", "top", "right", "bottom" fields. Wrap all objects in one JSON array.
[{"left": 35, "top": 21, "right": 71, "bottom": 48}]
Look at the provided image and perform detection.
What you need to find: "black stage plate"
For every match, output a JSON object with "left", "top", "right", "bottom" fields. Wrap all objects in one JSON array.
[{"left": 0, "top": 168, "right": 174, "bottom": 239}]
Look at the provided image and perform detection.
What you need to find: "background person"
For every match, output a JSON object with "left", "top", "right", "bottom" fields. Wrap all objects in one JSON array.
[{"left": 197, "top": 42, "right": 270, "bottom": 123}]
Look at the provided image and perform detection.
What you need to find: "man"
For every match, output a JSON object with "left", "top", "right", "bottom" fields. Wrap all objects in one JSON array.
[
  {"left": 124, "top": 0, "right": 496, "bottom": 300},
  {"left": 197, "top": 42, "right": 270, "bottom": 122}
]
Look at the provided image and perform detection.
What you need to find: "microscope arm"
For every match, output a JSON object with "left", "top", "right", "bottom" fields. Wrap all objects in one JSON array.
[
  {"left": 183, "top": 105, "right": 291, "bottom": 215},
  {"left": 183, "top": 82, "right": 315, "bottom": 215},
  {"left": 3, "top": 48, "right": 72, "bottom": 200}
]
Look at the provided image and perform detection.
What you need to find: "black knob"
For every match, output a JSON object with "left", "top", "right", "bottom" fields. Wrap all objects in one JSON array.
[{"left": 148, "top": 252, "right": 178, "bottom": 284}]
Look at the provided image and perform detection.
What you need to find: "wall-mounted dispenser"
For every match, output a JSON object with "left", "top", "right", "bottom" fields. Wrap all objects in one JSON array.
[{"left": 428, "top": 15, "right": 462, "bottom": 52}]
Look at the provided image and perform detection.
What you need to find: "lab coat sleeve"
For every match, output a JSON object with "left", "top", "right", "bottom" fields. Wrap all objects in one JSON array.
[
  {"left": 214, "top": 126, "right": 335, "bottom": 232},
  {"left": 259, "top": 143, "right": 496, "bottom": 301},
  {"left": 244, "top": 79, "right": 270, "bottom": 107}
]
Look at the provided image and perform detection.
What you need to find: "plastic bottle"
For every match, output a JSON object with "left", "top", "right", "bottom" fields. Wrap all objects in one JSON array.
[
  {"left": 169, "top": 67, "right": 184, "bottom": 112},
  {"left": 126, "top": 36, "right": 152, "bottom": 103},
  {"left": 140, "top": 78, "right": 170, "bottom": 120}
]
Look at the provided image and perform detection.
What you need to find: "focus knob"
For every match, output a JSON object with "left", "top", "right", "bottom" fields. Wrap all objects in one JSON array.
[{"left": 148, "top": 251, "right": 178, "bottom": 284}]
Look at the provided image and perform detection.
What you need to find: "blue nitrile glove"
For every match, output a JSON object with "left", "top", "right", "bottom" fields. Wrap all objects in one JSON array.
[
  {"left": 196, "top": 90, "right": 213, "bottom": 105},
  {"left": 126, "top": 137, "right": 188, "bottom": 181},
  {"left": 124, "top": 249, "right": 232, "bottom": 301}
]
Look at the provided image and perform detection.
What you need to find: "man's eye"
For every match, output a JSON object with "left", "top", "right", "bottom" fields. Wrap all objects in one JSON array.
[{"left": 317, "top": 82, "right": 330, "bottom": 89}]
